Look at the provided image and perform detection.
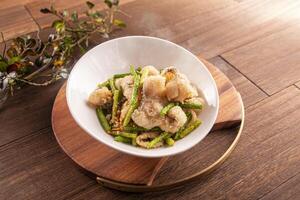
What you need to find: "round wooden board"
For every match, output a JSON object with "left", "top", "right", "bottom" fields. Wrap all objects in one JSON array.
[{"left": 52, "top": 59, "right": 244, "bottom": 192}]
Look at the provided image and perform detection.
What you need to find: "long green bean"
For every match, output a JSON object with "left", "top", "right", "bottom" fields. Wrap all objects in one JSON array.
[
  {"left": 160, "top": 103, "right": 177, "bottom": 116},
  {"left": 123, "top": 66, "right": 140, "bottom": 126},
  {"left": 174, "top": 112, "right": 192, "bottom": 140},
  {"left": 147, "top": 132, "right": 168, "bottom": 149},
  {"left": 119, "top": 132, "right": 137, "bottom": 139},
  {"left": 165, "top": 137, "right": 175, "bottom": 146},
  {"left": 140, "top": 68, "right": 149, "bottom": 84},
  {"left": 123, "top": 125, "right": 162, "bottom": 132},
  {"left": 179, "top": 119, "right": 202, "bottom": 139},
  {"left": 109, "top": 78, "right": 116, "bottom": 93},
  {"left": 97, "top": 80, "right": 109, "bottom": 88},
  {"left": 113, "top": 73, "right": 131, "bottom": 79},
  {"left": 96, "top": 108, "right": 111, "bottom": 132},
  {"left": 114, "top": 135, "right": 131, "bottom": 144},
  {"left": 111, "top": 89, "right": 120, "bottom": 123},
  {"left": 180, "top": 102, "right": 202, "bottom": 110},
  {"left": 132, "top": 137, "right": 137, "bottom": 146}
]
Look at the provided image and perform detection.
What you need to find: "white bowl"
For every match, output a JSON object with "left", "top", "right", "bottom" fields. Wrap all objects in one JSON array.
[{"left": 66, "top": 36, "right": 219, "bottom": 158}]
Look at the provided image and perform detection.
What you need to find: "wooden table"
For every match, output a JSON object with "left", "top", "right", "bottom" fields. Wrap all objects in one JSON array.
[{"left": 0, "top": 0, "right": 300, "bottom": 199}]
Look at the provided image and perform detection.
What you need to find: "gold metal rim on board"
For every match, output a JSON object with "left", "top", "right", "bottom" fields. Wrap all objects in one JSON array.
[{"left": 96, "top": 93, "right": 245, "bottom": 192}]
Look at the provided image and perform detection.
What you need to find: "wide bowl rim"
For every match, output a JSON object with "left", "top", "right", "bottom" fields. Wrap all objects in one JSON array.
[{"left": 66, "top": 35, "right": 219, "bottom": 158}]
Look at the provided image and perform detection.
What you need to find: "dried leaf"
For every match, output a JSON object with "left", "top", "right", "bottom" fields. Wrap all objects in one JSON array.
[
  {"left": 22, "top": 49, "right": 36, "bottom": 57},
  {"left": 35, "top": 42, "right": 45, "bottom": 54},
  {"left": 105, "top": 0, "right": 119, "bottom": 8},
  {"left": 6, "top": 48, "right": 18, "bottom": 58},
  {"left": 104, "top": 0, "right": 112, "bottom": 8},
  {"left": 15, "top": 37, "right": 26, "bottom": 46},
  {"left": 86, "top": 1, "right": 95, "bottom": 9},
  {"left": 26, "top": 38, "right": 37, "bottom": 48},
  {"left": 40, "top": 8, "right": 51, "bottom": 14}
]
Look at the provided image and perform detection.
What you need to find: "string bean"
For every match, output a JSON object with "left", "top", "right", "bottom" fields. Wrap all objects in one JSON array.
[
  {"left": 114, "top": 135, "right": 131, "bottom": 144},
  {"left": 123, "top": 66, "right": 140, "bottom": 126},
  {"left": 160, "top": 102, "right": 177, "bottom": 116},
  {"left": 96, "top": 108, "right": 111, "bottom": 132},
  {"left": 111, "top": 89, "right": 120, "bottom": 123},
  {"left": 147, "top": 132, "right": 168, "bottom": 149},
  {"left": 180, "top": 102, "right": 202, "bottom": 110},
  {"left": 179, "top": 119, "right": 202, "bottom": 139},
  {"left": 174, "top": 112, "right": 192, "bottom": 140}
]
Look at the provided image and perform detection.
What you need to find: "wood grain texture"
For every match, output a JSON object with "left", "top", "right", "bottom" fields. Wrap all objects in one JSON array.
[
  {"left": 222, "top": 23, "right": 300, "bottom": 95},
  {"left": 0, "top": 81, "right": 64, "bottom": 146},
  {"left": 296, "top": 81, "right": 300, "bottom": 89},
  {"left": 0, "top": 128, "right": 95, "bottom": 200},
  {"left": 51, "top": 59, "right": 242, "bottom": 186},
  {"left": 0, "top": 0, "right": 36, "bottom": 9},
  {"left": 260, "top": 173, "right": 300, "bottom": 200},
  {"left": 0, "top": 0, "right": 300, "bottom": 198},
  {"left": 209, "top": 56, "right": 267, "bottom": 107},
  {"left": 151, "top": 0, "right": 300, "bottom": 59},
  {"left": 112, "top": 0, "right": 236, "bottom": 36},
  {"left": 0, "top": 5, "right": 38, "bottom": 40}
]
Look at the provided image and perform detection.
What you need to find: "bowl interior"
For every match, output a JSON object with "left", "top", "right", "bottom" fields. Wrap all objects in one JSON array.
[{"left": 66, "top": 36, "right": 219, "bottom": 158}]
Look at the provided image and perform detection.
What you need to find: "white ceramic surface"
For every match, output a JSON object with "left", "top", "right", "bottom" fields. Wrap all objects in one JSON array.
[{"left": 66, "top": 36, "right": 219, "bottom": 158}]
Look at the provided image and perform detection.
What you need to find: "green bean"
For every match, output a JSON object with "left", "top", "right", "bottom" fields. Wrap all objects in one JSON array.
[
  {"left": 160, "top": 103, "right": 177, "bottom": 116},
  {"left": 123, "top": 125, "right": 162, "bottom": 132},
  {"left": 97, "top": 80, "right": 109, "bottom": 88},
  {"left": 180, "top": 102, "right": 202, "bottom": 110},
  {"left": 111, "top": 89, "right": 120, "bottom": 123},
  {"left": 96, "top": 108, "right": 111, "bottom": 132},
  {"left": 123, "top": 66, "right": 140, "bottom": 126},
  {"left": 137, "top": 66, "right": 142, "bottom": 72},
  {"left": 140, "top": 68, "right": 149, "bottom": 84},
  {"left": 147, "top": 132, "right": 169, "bottom": 149},
  {"left": 119, "top": 132, "right": 137, "bottom": 139},
  {"left": 132, "top": 137, "right": 137, "bottom": 146},
  {"left": 114, "top": 135, "right": 131, "bottom": 144},
  {"left": 109, "top": 78, "right": 116, "bottom": 93},
  {"left": 123, "top": 126, "right": 145, "bottom": 132},
  {"left": 113, "top": 73, "right": 131, "bottom": 79},
  {"left": 179, "top": 119, "right": 202, "bottom": 139},
  {"left": 165, "top": 137, "right": 175, "bottom": 146},
  {"left": 174, "top": 112, "right": 192, "bottom": 140}
]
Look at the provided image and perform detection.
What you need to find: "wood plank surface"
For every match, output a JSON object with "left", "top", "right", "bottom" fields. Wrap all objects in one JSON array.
[
  {"left": 260, "top": 173, "right": 300, "bottom": 200},
  {"left": 223, "top": 24, "right": 300, "bottom": 95},
  {"left": 149, "top": 0, "right": 300, "bottom": 59},
  {"left": 0, "top": 128, "right": 95, "bottom": 200},
  {"left": 296, "top": 81, "right": 300, "bottom": 89},
  {"left": 0, "top": 5, "right": 39, "bottom": 40},
  {"left": 0, "top": 0, "right": 36, "bottom": 9},
  {"left": 0, "top": 0, "right": 300, "bottom": 199},
  {"left": 208, "top": 56, "right": 267, "bottom": 107}
]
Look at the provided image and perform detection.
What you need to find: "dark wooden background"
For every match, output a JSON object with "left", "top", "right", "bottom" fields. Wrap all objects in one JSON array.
[{"left": 0, "top": 0, "right": 300, "bottom": 199}]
